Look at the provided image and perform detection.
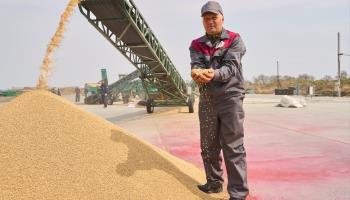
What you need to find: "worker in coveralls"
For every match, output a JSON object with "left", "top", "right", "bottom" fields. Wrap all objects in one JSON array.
[
  {"left": 57, "top": 88, "right": 61, "bottom": 96},
  {"left": 75, "top": 87, "right": 81, "bottom": 103},
  {"left": 189, "top": 1, "right": 249, "bottom": 200},
  {"left": 100, "top": 82, "right": 108, "bottom": 108}
]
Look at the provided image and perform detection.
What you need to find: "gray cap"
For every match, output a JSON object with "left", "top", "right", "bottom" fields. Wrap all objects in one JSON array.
[{"left": 201, "top": 1, "right": 223, "bottom": 16}]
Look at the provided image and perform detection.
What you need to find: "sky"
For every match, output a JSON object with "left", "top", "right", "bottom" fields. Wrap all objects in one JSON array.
[{"left": 0, "top": 0, "right": 349, "bottom": 90}]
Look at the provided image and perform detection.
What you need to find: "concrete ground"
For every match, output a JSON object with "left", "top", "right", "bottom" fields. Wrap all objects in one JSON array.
[
  {"left": 79, "top": 95, "right": 350, "bottom": 200},
  {"left": 1, "top": 94, "right": 349, "bottom": 199}
]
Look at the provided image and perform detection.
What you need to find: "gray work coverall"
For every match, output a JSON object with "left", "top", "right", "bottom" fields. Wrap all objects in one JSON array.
[{"left": 189, "top": 28, "right": 249, "bottom": 199}]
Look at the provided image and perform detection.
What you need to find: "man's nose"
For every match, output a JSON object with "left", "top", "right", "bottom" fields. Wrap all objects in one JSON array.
[{"left": 207, "top": 20, "right": 214, "bottom": 25}]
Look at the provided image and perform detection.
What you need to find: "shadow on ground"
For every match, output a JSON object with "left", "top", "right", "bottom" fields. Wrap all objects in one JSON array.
[{"left": 110, "top": 129, "right": 223, "bottom": 200}]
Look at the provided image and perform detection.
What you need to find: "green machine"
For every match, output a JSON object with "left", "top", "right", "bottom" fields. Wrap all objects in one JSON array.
[
  {"left": 79, "top": 0, "right": 194, "bottom": 113},
  {"left": 121, "top": 79, "right": 158, "bottom": 104},
  {"left": 84, "top": 68, "right": 107, "bottom": 104},
  {"left": 84, "top": 68, "right": 141, "bottom": 105},
  {"left": 84, "top": 82, "right": 102, "bottom": 104},
  {"left": 108, "top": 69, "right": 141, "bottom": 103},
  {"left": 101, "top": 68, "right": 108, "bottom": 85},
  {"left": 0, "top": 90, "right": 22, "bottom": 97}
]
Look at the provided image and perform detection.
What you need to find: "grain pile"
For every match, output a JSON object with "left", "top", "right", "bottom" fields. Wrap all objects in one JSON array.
[{"left": 0, "top": 90, "right": 225, "bottom": 200}]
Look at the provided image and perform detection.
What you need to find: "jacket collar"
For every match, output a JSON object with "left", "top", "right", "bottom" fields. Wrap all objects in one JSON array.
[{"left": 198, "top": 28, "right": 230, "bottom": 43}]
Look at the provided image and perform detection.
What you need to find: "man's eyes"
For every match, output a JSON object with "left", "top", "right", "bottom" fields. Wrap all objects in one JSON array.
[{"left": 205, "top": 17, "right": 217, "bottom": 21}]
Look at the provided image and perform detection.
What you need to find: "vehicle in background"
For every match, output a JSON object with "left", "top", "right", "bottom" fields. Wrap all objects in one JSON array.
[{"left": 0, "top": 90, "right": 22, "bottom": 97}]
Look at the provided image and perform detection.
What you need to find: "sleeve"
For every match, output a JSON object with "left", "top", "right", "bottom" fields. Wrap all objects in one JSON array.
[
  {"left": 213, "top": 36, "right": 246, "bottom": 83},
  {"left": 189, "top": 41, "right": 205, "bottom": 70}
]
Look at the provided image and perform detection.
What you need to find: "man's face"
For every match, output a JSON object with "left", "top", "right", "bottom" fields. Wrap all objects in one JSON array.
[{"left": 202, "top": 12, "right": 224, "bottom": 35}]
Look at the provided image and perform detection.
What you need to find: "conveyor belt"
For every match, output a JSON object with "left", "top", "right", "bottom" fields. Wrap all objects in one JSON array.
[{"left": 79, "top": 0, "right": 194, "bottom": 113}]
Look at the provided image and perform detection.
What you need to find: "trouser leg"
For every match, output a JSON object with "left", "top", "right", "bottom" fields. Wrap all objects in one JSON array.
[
  {"left": 101, "top": 95, "right": 107, "bottom": 107},
  {"left": 104, "top": 96, "right": 107, "bottom": 107},
  {"left": 199, "top": 97, "right": 224, "bottom": 183},
  {"left": 218, "top": 95, "right": 249, "bottom": 198}
]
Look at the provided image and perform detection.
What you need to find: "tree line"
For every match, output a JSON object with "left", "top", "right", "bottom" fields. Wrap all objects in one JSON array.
[{"left": 245, "top": 70, "right": 350, "bottom": 96}]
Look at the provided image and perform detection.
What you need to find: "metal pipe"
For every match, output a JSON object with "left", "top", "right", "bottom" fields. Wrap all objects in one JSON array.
[{"left": 337, "top": 32, "right": 341, "bottom": 97}]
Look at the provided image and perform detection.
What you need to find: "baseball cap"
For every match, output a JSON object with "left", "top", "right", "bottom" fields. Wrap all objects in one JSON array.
[{"left": 201, "top": 1, "right": 223, "bottom": 16}]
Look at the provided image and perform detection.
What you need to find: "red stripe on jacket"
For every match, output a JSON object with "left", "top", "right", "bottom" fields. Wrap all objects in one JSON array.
[{"left": 191, "top": 31, "right": 239, "bottom": 56}]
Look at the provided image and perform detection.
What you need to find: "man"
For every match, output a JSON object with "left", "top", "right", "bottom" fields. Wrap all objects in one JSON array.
[
  {"left": 100, "top": 82, "right": 108, "bottom": 108},
  {"left": 189, "top": 1, "right": 249, "bottom": 200},
  {"left": 57, "top": 88, "right": 61, "bottom": 96},
  {"left": 75, "top": 87, "right": 81, "bottom": 103}
]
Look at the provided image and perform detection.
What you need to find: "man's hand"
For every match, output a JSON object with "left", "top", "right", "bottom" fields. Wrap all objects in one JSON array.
[
  {"left": 202, "top": 68, "right": 214, "bottom": 82},
  {"left": 191, "top": 68, "right": 214, "bottom": 84},
  {"left": 191, "top": 69, "right": 201, "bottom": 82}
]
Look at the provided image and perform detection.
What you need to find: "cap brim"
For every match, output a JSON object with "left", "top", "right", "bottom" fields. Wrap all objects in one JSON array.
[{"left": 201, "top": 10, "right": 221, "bottom": 17}]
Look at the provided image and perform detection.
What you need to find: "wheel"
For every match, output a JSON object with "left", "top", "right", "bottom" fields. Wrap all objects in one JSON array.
[
  {"left": 146, "top": 99, "right": 154, "bottom": 113},
  {"left": 107, "top": 97, "right": 114, "bottom": 105},
  {"left": 146, "top": 99, "right": 154, "bottom": 114},
  {"left": 188, "top": 97, "right": 194, "bottom": 113}
]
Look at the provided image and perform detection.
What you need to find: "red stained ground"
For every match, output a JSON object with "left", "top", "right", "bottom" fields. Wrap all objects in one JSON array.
[{"left": 149, "top": 117, "right": 350, "bottom": 200}]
